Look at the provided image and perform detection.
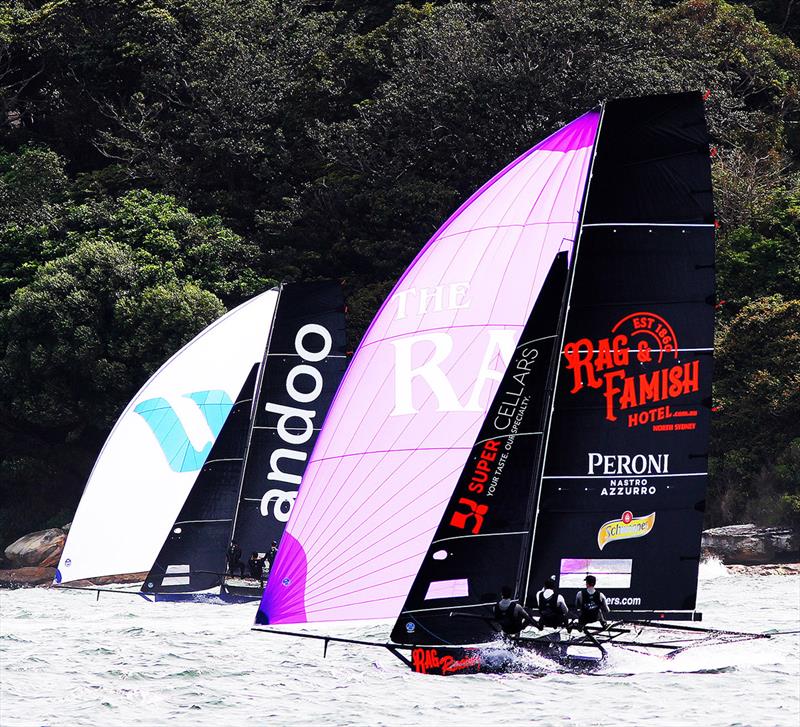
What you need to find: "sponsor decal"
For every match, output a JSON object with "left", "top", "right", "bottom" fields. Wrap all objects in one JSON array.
[
  {"left": 449, "top": 497, "right": 489, "bottom": 534},
  {"left": 559, "top": 558, "right": 633, "bottom": 589},
  {"left": 563, "top": 312, "right": 700, "bottom": 430},
  {"left": 606, "top": 596, "right": 643, "bottom": 607},
  {"left": 411, "top": 648, "right": 481, "bottom": 675},
  {"left": 260, "top": 489, "right": 297, "bottom": 522},
  {"left": 444, "top": 335, "right": 547, "bottom": 534},
  {"left": 261, "top": 323, "right": 333, "bottom": 520},
  {"left": 134, "top": 390, "right": 233, "bottom": 472},
  {"left": 588, "top": 452, "right": 667, "bottom": 497},
  {"left": 597, "top": 511, "right": 656, "bottom": 551}
]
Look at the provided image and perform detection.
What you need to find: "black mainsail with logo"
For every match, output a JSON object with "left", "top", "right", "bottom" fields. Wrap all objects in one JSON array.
[{"left": 143, "top": 282, "right": 347, "bottom": 600}]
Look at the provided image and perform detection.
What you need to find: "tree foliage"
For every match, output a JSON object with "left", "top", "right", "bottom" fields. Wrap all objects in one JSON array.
[{"left": 0, "top": 0, "right": 798, "bottom": 543}]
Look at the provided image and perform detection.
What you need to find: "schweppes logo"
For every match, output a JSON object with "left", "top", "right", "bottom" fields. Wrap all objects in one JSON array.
[
  {"left": 597, "top": 510, "right": 656, "bottom": 550},
  {"left": 563, "top": 312, "right": 700, "bottom": 428}
]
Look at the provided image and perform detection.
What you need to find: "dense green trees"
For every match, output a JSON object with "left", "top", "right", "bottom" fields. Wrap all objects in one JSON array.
[{"left": 1, "top": 0, "right": 798, "bottom": 543}]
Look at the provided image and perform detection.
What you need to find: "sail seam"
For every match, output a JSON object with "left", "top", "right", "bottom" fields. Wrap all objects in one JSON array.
[
  {"left": 310, "top": 446, "right": 471, "bottom": 465},
  {"left": 577, "top": 347, "right": 713, "bottom": 353},
  {"left": 516, "top": 334, "right": 558, "bottom": 348},
  {"left": 267, "top": 353, "right": 347, "bottom": 358},
  {"left": 403, "top": 601, "right": 497, "bottom": 615},
  {"left": 360, "top": 322, "right": 525, "bottom": 350},
  {"left": 474, "top": 432, "right": 541, "bottom": 446},
  {"left": 439, "top": 220, "right": 588, "bottom": 241}
]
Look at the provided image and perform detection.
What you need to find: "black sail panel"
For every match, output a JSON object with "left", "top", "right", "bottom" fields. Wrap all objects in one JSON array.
[
  {"left": 391, "top": 255, "right": 568, "bottom": 646},
  {"left": 142, "top": 366, "right": 259, "bottom": 593},
  {"left": 231, "top": 281, "right": 347, "bottom": 562},
  {"left": 526, "top": 93, "right": 715, "bottom": 614}
]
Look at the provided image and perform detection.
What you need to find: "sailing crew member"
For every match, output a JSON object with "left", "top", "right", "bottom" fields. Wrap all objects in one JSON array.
[
  {"left": 227, "top": 540, "right": 244, "bottom": 578},
  {"left": 248, "top": 551, "right": 262, "bottom": 580},
  {"left": 260, "top": 555, "right": 269, "bottom": 587},
  {"left": 493, "top": 586, "right": 533, "bottom": 636},
  {"left": 266, "top": 540, "right": 278, "bottom": 567},
  {"left": 534, "top": 575, "right": 570, "bottom": 630},
  {"left": 575, "top": 575, "right": 610, "bottom": 630}
]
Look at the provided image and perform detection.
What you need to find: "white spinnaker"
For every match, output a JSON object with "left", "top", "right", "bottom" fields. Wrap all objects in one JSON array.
[{"left": 56, "top": 288, "right": 279, "bottom": 584}]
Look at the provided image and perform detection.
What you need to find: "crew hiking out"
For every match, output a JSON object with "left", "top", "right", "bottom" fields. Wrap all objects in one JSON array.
[
  {"left": 534, "top": 575, "right": 570, "bottom": 630},
  {"left": 575, "top": 574, "right": 610, "bottom": 630},
  {"left": 493, "top": 585, "right": 533, "bottom": 636}
]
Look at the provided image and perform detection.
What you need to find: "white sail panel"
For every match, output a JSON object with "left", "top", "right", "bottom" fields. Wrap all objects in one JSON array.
[{"left": 56, "top": 289, "right": 279, "bottom": 584}]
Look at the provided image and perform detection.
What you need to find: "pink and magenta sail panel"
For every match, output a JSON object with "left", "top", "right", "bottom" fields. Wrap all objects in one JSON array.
[{"left": 258, "top": 112, "right": 599, "bottom": 625}]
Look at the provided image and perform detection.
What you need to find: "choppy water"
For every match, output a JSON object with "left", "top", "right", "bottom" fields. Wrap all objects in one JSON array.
[{"left": 1, "top": 561, "right": 798, "bottom": 727}]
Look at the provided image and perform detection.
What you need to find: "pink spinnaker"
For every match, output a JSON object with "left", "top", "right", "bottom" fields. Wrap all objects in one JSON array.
[{"left": 259, "top": 112, "right": 599, "bottom": 624}]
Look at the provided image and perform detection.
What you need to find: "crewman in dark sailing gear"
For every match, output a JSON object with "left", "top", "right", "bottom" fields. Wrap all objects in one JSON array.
[
  {"left": 575, "top": 575, "right": 610, "bottom": 630},
  {"left": 534, "top": 575, "right": 570, "bottom": 630},
  {"left": 266, "top": 541, "right": 278, "bottom": 567},
  {"left": 493, "top": 586, "right": 533, "bottom": 636},
  {"left": 248, "top": 551, "right": 262, "bottom": 580},
  {"left": 227, "top": 540, "right": 244, "bottom": 578}
]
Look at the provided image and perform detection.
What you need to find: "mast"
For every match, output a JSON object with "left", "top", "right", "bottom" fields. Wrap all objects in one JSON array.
[
  {"left": 520, "top": 102, "right": 607, "bottom": 605},
  {"left": 225, "top": 284, "right": 284, "bottom": 573}
]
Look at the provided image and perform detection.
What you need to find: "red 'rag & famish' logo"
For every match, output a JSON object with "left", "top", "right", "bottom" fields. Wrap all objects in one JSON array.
[{"left": 562, "top": 312, "right": 700, "bottom": 430}]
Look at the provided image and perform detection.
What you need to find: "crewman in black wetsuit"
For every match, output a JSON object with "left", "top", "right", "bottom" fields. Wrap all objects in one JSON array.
[
  {"left": 534, "top": 575, "right": 570, "bottom": 630},
  {"left": 493, "top": 586, "right": 533, "bottom": 636},
  {"left": 575, "top": 575, "right": 610, "bottom": 630},
  {"left": 227, "top": 540, "right": 244, "bottom": 578},
  {"left": 266, "top": 540, "right": 278, "bottom": 567},
  {"left": 248, "top": 551, "right": 262, "bottom": 580}
]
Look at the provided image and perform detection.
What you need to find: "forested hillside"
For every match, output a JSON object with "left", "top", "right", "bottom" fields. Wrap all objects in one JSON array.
[{"left": 1, "top": 0, "right": 798, "bottom": 545}]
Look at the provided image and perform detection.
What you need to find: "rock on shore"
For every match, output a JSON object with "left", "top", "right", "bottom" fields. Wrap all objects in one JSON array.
[
  {"left": 724, "top": 563, "right": 800, "bottom": 576},
  {"left": 701, "top": 524, "right": 799, "bottom": 565},
  {"left": 0, "top": 566, "right": 56, "bottom": 588},
  {"left": 3, "top": 528, "right": 66, "bottom": 568}
]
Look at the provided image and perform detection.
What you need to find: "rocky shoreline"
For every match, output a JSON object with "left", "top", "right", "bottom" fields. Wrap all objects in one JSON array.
[{"left": 1, "top": 523, "right": 798, "bottom": 589}]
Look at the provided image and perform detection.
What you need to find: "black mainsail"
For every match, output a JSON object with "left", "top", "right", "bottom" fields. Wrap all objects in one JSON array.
[
  {"left": 524, "top": 92, "right": 715, "bottom": 615},
  {"left": 229, "top": 281, "right": 348, "bottom": 564}
]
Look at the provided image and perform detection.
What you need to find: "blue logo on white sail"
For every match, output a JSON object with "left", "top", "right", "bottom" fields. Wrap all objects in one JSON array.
[{"left": 134, "top": 390, "right": 233, "bottom": 472}]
